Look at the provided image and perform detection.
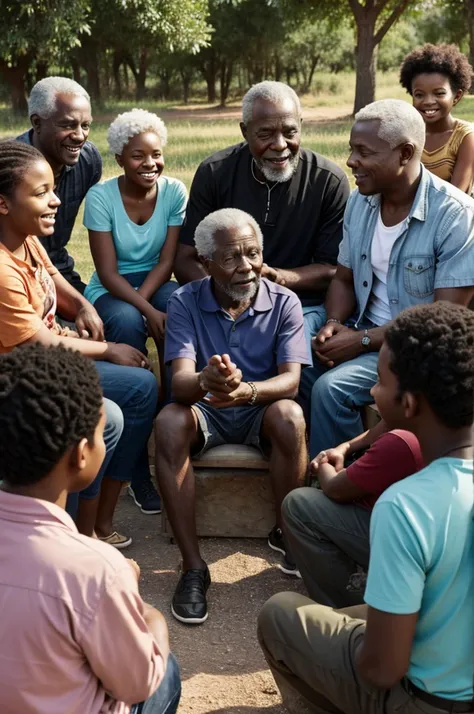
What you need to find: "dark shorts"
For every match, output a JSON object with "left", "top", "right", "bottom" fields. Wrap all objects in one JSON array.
[{"left": 191, "top": 401, "right": 268, "bottom": 459}]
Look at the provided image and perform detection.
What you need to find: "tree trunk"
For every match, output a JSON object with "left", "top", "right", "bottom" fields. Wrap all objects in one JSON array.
[
  {"left": 274, "top": 53, "right": 283, "bottom": 82},
  {"left": 465, "top": 0, "right": 474, "bottom": 91},
  {"left": 219, "top": 59, "right": 233, "bottom": 107},
  {"left": 353, "top": 19, "right": 377, "bottom": 114},
  {"left": 136, "top": 49, "right": 148, "bottom": 101},
  {"left": 71, "top": 57, "right": 81, "bottom": 84},
  {"left": 0, "top": 59, "right": 29, "bottom": 114},
  {"left": 36, "top": 61, "right": 48, "bottom": 83},
  {"left": 113, "top": 51, "right": 123, "bottom": 99}
]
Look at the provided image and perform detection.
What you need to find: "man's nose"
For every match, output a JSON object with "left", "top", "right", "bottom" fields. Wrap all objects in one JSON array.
[{"left": 271, "top": 132, "right": 287, "bottom": 152}]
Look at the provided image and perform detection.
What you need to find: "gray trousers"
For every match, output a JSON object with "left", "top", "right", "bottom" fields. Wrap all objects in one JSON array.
[
  {"left": 282, "top": 487, "right": 371, "bottom": 608},
  {"left": 258, "top": 594, "right": 471, "bottom": 714}
]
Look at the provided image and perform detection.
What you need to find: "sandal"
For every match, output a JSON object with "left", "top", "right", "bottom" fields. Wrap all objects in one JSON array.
[{"left": 98, "top": 531, "right": 132, "bottom": 549}]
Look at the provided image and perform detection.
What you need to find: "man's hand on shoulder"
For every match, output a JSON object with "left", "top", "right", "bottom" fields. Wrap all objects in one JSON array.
[
  {"left": 313, "top": 324, "right": 362, "bottom": 368},
  {"left": 261, "top": 263, "right": 286, "bottom": 286}
]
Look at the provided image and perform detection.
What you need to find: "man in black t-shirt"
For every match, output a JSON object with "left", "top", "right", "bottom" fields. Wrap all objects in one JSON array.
[{"left": 175, "top": 81, "right": 350, "bottom": 339}]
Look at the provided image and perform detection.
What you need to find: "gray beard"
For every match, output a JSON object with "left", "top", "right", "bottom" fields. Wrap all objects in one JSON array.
[
  {"left": 255, "top": 150, "right": 300, "bottom": 183},
  {"left": 214, "top": 275, "right": 260, "bottom": 302}
]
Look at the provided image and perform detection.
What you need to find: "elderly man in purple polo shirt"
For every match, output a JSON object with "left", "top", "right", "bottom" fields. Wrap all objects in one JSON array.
[{"left": 155, "top": 207, "right": 309, "bottom": 625}]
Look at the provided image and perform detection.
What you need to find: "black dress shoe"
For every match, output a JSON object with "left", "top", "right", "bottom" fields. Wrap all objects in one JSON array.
[{"left": 171, "top": 566, "right": 211, "bottom": 624}]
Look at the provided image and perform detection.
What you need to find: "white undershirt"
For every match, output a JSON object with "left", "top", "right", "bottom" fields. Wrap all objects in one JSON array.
[{"left": 365, "top": 211, "right": 407, "bottom": 326}]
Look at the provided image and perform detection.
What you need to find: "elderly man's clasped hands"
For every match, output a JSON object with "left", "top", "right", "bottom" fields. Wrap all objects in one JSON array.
[{"left": 200, "top": 353, "right": 252, "bottom": 407}]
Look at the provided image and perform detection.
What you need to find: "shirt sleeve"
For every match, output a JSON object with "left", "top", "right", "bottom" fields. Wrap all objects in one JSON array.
[
  {"left": 434, "top": 203, "right": 474, "bottom": 288},
  {"left": 0, "top": 269, "right": 44, "bottom": 347},
  {"left": 80, "top": 564, "right": 165, "bottom": 705},
  {"left": 164, "top": 293, "right": 198, "bottom": 363},
  {"left": 365, "top": 500, "right": 426, "bottom": 614},
  {"left": 83, "top": 185, "right": 113, "bottom": 232},
  {"left": 179, "top": 162, "right": 216, "bottom": 245},
  {"left": 275, "top": 293, "right": 311, "bottom": 366},
  {"left": 168, "top": 179, "right": 188, "bottom": 226},
  {"left": 312, "top": 173, "right": 350, "bottom": 264},
  {"left": 346, "top": 431, "right": 422, "bottom": 497}
]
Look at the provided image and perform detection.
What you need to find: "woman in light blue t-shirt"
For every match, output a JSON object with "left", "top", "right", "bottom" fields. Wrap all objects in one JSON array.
[{"left": 84, "top": 109, "right": 187, "bottom": 354}]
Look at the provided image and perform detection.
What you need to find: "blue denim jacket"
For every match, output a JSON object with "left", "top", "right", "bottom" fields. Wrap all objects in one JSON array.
[{"left": 338, "top": 165, "right": 474, "bottom": 326}]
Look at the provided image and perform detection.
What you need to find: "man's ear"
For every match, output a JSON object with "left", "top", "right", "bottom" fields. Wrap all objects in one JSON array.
[
  {"left": 69, "top": 438, "right": 89, "bottom": 472},
  {"left": 0, "top": 194, "right": 10, "bottom": 216},
  {"left": 400, "top": 142, "right": 415, "bottom": 166},
  {"left": 30, "top": 114, "right": 42, "bottom": 134},
  {"left": 199, "top": 255, "right": 211, "bottom": 275},
  {"left": 115, "top": 153, "right": 124, "bottom": 168},
  {"left": 240, "top": 122, "right": 247, "bottom": 141}
]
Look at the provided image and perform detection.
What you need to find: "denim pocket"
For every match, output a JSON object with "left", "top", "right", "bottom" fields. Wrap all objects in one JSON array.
[{"left": 403, "top": 256, "right": 435, "bottom": 298}]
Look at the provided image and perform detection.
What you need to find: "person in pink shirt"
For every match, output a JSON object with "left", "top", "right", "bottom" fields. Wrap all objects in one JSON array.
[{"left": 0, "top": 343, "right": 180, "bottom": 714}]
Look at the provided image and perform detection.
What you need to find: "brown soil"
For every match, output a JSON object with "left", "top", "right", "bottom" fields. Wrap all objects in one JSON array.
[{"left": 115, "top": 494, "right": 305, "bottom": 713}]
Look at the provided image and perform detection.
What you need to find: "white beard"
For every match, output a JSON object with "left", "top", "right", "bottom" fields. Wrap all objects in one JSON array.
[
  {"left": 214, "top": 275, "right": 260, "bottom": 302},
  {"left": 256, "top": 151, "right": 300, "bottom": 183}
]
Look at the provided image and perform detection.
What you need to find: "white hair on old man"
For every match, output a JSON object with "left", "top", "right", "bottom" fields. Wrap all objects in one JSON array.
[
  {"left": 355, "top": 99, "right": 426, "bottom": 156},
  {"left": 28, "top": 77, "right": 90, "bottom": 119},
  {"left": 194, "top": 208, "right": 263, "bottom": 259},
  {"left": 242, "top": 81, "right": 301, "bottom": 125}
]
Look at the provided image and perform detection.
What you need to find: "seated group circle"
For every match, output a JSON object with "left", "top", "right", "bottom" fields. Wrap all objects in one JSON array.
[{"left": 0, "top": 40, "right": 473, "bottom": 714}]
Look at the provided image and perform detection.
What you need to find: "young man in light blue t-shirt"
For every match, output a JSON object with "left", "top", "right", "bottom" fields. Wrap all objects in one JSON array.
[{"left": 258, "top": 301, "right": 474, "bottom": 714}]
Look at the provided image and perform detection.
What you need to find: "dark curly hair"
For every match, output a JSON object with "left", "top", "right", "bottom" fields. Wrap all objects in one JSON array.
[
  {"left": 0, "top": 344, "right": 103, "bottom": 487},
  {"left": 400, "top": 43, "right": 473, "bottom": 95},
  {"left": 385, "top": 302, "right": 474, "bottom": 429},
  {"left": 0, "top": 140, "right": 45, "bottom": 199}
]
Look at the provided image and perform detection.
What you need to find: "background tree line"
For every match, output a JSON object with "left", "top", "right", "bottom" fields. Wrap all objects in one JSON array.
[{"left": 0, "top": 0, "right": 472, "bottom": 116}]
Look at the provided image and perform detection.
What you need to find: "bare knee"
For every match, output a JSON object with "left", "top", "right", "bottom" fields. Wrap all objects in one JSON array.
[
  {"left": 155, "top": 403, "right": 197, "bottom": 455},
  {"left": 264, "top": 400, "right": 306, "bottom": 447}
]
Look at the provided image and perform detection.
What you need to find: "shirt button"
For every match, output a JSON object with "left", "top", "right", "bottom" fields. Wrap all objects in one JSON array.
[
  {"left": 231, "top": 325, "right": 236, "bottom": 331},
  {"left": 408, "top": 262, "right": 412, "bottom": 268},
  {"left": 361, "top": 254, "right": 367, "bottom": 260},
  {"left": 418, "top": 264, "right": 423, "bottom": 270},
  {"left": 363, "top": 280, "right": 368, "bottom": 287}
]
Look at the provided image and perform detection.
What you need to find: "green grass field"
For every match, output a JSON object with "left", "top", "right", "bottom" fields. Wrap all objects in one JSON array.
[{"left": 2, "top": 70, "right": 474, "bottom": 281}]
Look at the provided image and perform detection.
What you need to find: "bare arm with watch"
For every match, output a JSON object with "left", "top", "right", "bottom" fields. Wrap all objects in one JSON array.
[{"left": 171, "top": 353, "right": 301, "bottom": 408}]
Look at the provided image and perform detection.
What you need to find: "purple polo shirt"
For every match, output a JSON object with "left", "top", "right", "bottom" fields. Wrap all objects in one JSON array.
[{"left": 165, "top": 277, "right": 310, "bottom": 380}]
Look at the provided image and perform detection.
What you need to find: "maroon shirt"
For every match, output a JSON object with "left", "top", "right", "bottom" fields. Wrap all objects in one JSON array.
[{"left": 346, "top": 430, "right": 424, "bottom": 510}]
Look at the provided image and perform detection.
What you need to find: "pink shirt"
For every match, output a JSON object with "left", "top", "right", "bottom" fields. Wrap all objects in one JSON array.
[{"left": 0, "top": 490, "right": 165, "bottom": 714}]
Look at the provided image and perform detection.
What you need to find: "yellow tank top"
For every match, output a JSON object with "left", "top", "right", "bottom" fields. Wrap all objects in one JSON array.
[{"left": 421, "top": 119, "right": 474, "bottom": 184}]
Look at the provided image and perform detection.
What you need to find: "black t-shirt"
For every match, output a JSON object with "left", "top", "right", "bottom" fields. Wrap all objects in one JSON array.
[{"left": 180, "top": 142, "right": 350, "bottom": 304}]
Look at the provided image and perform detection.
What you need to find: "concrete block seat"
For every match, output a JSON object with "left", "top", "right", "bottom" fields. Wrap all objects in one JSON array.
[{"left": 161, "top": 444, "right": 275, "bottom": 538}]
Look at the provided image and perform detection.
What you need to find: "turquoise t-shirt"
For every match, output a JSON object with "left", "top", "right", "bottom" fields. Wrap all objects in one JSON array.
[
  {"left": 365, "top": 457, "right": 474, "bottom": 700},
  {"left": 83, "top": 175, "right": 187, "bottom": 304}
]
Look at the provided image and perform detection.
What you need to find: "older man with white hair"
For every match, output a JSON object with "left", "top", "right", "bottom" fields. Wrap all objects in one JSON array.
[
  {"left": 155, "top": 207, "right": 309, "bottom": 625},
  {"left": 175, "top": 81, "right": 350, "bottom": 346},
  {"left": 17, "top": 77, "right": 102, "bottom": 302},
  {"left": 302, "top": 98, "right": 474, "bottom": 461}
]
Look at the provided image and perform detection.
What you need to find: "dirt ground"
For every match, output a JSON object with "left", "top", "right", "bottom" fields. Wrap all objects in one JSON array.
[{"left": 115, "top": 493, "right": 306, "bottom": 713}]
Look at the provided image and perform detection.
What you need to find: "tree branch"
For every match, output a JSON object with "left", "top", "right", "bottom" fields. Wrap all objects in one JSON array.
[
  {"left": 373, "top": 0, "right": 412, "bottom": 45},
  {"left": 347, "top": 0, "right": 364, "bottom": 22}
]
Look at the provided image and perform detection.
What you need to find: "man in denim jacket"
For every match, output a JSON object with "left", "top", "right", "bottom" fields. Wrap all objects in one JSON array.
[{"left": 302, "top": 99, "right": 474, "bottom": 457}]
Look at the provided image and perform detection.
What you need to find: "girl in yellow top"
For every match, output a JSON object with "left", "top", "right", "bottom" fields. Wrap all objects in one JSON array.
[{"left": 400, "top": 43, "right": 474, "bottom": 194}]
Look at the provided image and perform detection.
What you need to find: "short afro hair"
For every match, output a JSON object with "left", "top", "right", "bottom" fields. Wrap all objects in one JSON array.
[
  {"left": 400, "top": 43, "right": 473, "bottom": 95},
  {"left": 385, "top": 302, "right": 474, "bottom": 429},
  {"left": 0, "top": 344, "right": 103, "bottom": 487},
  {"left": 107, "top": 108, "right": 167, "bottom": 155}
]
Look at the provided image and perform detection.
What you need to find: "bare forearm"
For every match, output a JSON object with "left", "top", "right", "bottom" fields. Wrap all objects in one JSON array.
[
  {"left": 277, "top": 264, "right": 336, "bottom": 293},
  {"left": 54, "top": 276, "right": 89, "bottom": 319},
  {"left": 317, "top": 462, "right": 339, "bottom": 491},
  {"left": 347, "top": 420, "right": 387, "bottom": 454},
  {"left": 174, "top": 246, "right": 207, "bottom": 284},
  {"left": 324, "top": 277, "right": 356, "bottom": 322},
  {"left": 142, "top": 603, "right": 170, "bottom": 663},
  {"left": 25, "top": 330, "right": 112, "bottom": 360},
  {"left": 138, "top": 262, "right": 174, "bottom": 302},
  {"left": 250, "top": 372, "right": 300, "bottom": 403},
  {"left": 172, "top": 371, "right": 207, "bottom": 405}
]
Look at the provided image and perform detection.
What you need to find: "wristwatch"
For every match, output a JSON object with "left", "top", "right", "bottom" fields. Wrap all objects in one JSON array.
[{"left": 361, "top": 329, "right": 371, "bottom": 349}]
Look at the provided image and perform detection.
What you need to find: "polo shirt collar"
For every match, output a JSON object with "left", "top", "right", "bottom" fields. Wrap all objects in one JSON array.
[
  {"left": 364, "top": 164, "right": 429, "bottom": 222},
  {"left": 0, "top": 489, "right": 77, "bottom": 531},
  {"left": 200, "top": 276, "right": 273, "bottom": 313}
]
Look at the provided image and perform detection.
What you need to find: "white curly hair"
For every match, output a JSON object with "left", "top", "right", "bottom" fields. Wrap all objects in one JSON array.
[
  {"left": 242, "top": 81, "right": 301, "bottom": 125},
  {"left": 107, "top": 108, "right": 168, "bottom": 155},
  {"left": 355, "top": 99, "right": 425, "bottom": 157},
  {"left": 28, "top": 76, "right": 90, "bottom": 119},
  {"left": 194, "top": 208, "right": 263, "bottom": 259}
]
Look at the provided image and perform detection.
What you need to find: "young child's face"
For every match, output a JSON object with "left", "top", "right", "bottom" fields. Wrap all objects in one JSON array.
[
  {"left": 411, "top": 72, "right": 463, "bottom": 125},
  {"left": 71, "top": 405, "right": 107, "bottom": 492},
  {"left": 370, "top": 343, "right": 406, "bottom": 430}
]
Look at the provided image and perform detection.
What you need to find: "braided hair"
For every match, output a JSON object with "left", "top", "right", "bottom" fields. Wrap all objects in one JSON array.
[
  {"left": 0, "top": 140, "right": 45, "bottom": 199},
  {"left": 400, "top": 44, "right": 473, "bottom": 95},
  {"left": 0, "top": 344, "right": 103, "bottom": 486},
  {"left": 385, "top": 302, "right": 474, "bottom": 429}
]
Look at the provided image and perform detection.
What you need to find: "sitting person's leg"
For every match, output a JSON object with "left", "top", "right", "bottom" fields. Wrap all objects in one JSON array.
[
  {"left": 94, "top": 363, "right": 159, "bottom": 543},
  {"left": 310, "top": 353, "right": 379, "bottom": 457},
  {"left": 258, "top": 593, "right": 391, "bottom": 714},
  {"left": 94, "top": 292, "right": 149, "bottom": 354},
  {"left": 283, "top": 488, "right": 370, "bottom": 608},
  {"left": 131, "top": 653, "right": 181, "bottom": 714},
  {"left": 149, "top": 280, "right": 179, "bottom": 313}
]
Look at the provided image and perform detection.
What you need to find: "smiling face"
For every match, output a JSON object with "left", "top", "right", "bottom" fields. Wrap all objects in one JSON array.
[
  {"left": 204, "top": 223, "right": 263, "bottom": 302},
  {"left": 31, "top": 92, "right": 92, "bottom": 173},
  {"left": 116, "top": 131, "right": 164, "bottom": 189},
  {"left": 241, "top": 97, "right": 301, "bottom": 182},
  {"left": 0, "top": 158, "right": 61, "bottom": 238},
  {"left": 347, "top": 120, "right": 410, "bottom": 195},
  {"left": 411, "top": 72, "right": 462, "bottom": 125}
]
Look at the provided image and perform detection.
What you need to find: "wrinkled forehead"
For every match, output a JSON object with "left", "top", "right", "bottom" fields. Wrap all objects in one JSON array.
[
  {"left": 350, "top": 119, "right": 390, "bottom": 151},
  {"left": 249, "top": 97, "right": 300, "bottom": 126},
  {"left": 214, "top": 224, "right": 259, "bottom": 251},
  {"left": 49, "top": 92, "right": 92, "bottom": 120}
]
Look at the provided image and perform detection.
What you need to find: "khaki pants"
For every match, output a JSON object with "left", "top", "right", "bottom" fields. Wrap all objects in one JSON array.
[{"left": 258, "top": 592, "right": 473, "bottom": 714}]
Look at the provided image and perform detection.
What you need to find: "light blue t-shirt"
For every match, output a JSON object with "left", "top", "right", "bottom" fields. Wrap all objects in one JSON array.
[
  {"left": 365, "top": 457, "right": 474, "bottom": 700},
  {"left": 83, "top": 175, "right": 187, "bottom": 304}
]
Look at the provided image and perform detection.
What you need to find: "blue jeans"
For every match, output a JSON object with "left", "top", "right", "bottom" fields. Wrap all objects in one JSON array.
[
  {"left": 66, "top": 398, "right": 124, "bottom": 518},
  {"left": 131, "top": 653, "right": 181, "bottom": 714},
  {"left": 301, "top": 352, "right": 379, "bottom": 458},
  {"left": 95, "top": 361, "right": 158, "bottom": 488},
  {"left": 94, "top": 272, "right": 178, "bottom": 353},
  {"left": 302, "top": 304, "right": 327, "bottom": 364}
]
